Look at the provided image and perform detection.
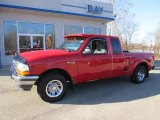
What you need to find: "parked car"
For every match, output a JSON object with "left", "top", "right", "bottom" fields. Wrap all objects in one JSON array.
[{"left": 10, "top": 34, "right": 155, "bottom": 102}]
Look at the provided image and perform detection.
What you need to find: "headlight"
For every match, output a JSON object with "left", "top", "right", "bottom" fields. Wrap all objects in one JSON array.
[{"left": 16, "top": 62, "right": 30, "bottom": 76}]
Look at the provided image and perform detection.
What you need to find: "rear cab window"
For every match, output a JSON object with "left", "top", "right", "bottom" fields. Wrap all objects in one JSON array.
[{"left": 110, "top": 38, "right": 122, "bottom": 55}]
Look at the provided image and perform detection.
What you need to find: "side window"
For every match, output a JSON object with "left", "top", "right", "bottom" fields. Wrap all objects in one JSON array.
[
  {"left": 84, "top": 39, "right": 107, "bottom": 54},
  {"left": 110, "top": 38, "right": 122, "bottom": 54}
]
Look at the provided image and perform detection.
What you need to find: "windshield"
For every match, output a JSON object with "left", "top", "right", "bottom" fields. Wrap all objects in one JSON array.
[{"left": 59, "top": 37, "right": 86, "bottom": 51}]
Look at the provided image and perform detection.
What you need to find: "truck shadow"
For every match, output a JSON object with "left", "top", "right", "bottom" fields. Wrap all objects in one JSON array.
[
  {"left": 1, "top": 66, "right": 160, "bottom": 105},
  {"left": 56, "top": 71, "right": 160, "bottom": 105}
]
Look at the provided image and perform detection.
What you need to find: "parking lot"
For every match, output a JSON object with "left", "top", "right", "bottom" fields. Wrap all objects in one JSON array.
[{"left": 0, "top": 62, "right": 160, "bottom": 120}]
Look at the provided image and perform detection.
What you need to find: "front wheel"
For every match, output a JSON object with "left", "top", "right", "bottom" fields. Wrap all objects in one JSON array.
[
  {"left": 131, "top": 65, "right": 147, "bottom": 84},
  {"left": 37, "top": 74, "right": 68, "bottom": 103}
]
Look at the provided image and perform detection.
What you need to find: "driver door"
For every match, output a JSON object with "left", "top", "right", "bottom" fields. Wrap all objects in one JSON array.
[{"left": 78, "top": 38, "right": 112, "bottom": 82}]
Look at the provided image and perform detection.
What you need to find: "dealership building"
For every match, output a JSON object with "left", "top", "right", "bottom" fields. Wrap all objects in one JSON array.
[{"left": 0, "top": 0, "right": 114, "bottom": 66}]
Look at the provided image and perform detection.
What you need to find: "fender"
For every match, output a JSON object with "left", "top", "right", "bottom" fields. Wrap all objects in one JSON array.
[{"left": 131, "top": 59, "right": 149, "bottom": 75}]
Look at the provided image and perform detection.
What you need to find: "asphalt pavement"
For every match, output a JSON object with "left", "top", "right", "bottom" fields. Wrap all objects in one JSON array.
[{"left": 0, "top": 63, "right": 160, "bottom": 120}]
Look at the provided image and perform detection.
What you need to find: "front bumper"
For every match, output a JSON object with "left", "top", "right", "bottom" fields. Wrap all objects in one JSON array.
[
  {"left": 11, "top": 74, "right": 39, "bottom": 90},
  {"left": 10, "top": 56, "right": 39, "bottom": 90},
  {"left": 10, "top": 63, "right": 39, "bottom": 90}
]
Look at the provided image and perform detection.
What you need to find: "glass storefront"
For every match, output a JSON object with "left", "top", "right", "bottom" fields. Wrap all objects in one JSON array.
[
  {"left": 84, "top": 27, "right": 101, "bottom": 34},
  {"left": 64, "top": 25, "right": 83, "bottom": 35},
  {"left": 64, "top": 25, "right": 101, "bottom": 35},
  {"left": 4, "top": 21, "right": 17, "bottom": 55},
  {"left": 3, "top": 21, "right": 55, "bottom": 55},
  {"left": 18, "top": 22, "right": 44, "bottom": 34},
  {"left": 19, "top": 35, "right": 30, "bottom": 53},
  {"left": 19, "top": 35, "right": 44, "bottom": 53},
  {"left": 45, "top": 24, "right": 55, "bottom": 49},
  {"left": 3, "top": 21, "right": 101, "bottom": 56}
]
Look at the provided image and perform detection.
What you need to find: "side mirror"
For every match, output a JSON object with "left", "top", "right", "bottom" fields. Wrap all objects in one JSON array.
[{"left": 83, "top": 47, "right": 91, "bottom": 55}]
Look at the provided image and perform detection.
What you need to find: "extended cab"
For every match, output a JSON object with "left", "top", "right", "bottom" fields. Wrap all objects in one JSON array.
[{"left": 10, "top": 34, "right": 155, "bottom": 102}]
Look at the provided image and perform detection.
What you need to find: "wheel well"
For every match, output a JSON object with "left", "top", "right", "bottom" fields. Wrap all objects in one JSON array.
[
  {"left": 35, "top": 69, "right": 73, "bottom": 87},
  {"left": 137, "top": 62, "right": 149, "bottom": 77},
  {"left": 137, "top": 62, "right": 148, "bottom": 70}
]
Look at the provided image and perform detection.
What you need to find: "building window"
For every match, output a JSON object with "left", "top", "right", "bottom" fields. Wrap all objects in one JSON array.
[
  {"left": 18, "top": 22, "right": 44, "bottom": 34},
  {"left": 64, "top": 25, "right": 101, "bottom": 35},
  {"left": 84, "top": 27, "right": 101, "bottom": 34},
  {"left": 45, "top": 24, "right": 55, "bottom": 49},
  {"left": 4, "top": 21, "right": 17, "bottom": 55},
  {"left": 64, "top": 25, "right": 83, "bottom": 35}
]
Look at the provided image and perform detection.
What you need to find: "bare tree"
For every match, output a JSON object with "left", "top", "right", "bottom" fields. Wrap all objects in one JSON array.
[
  {"left": 107, "top": 0, "right": 138, "bottom": 50},
  {"left": 154, "top": 27, "right": 160, "bottom": 55},
  {"left": 143, "top": 32, "right": 155, "bottom": 52},
  {"left": 120, "top": 15, "right": 138, "bottom": 49},
  {"left": 140, "top": 37, "right": 150, "bottom": 52}
]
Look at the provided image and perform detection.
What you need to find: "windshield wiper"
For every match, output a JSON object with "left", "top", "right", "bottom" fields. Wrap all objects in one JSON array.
[
  {"left": 66, "top": 49, "right": 75, "bottom": 52},
  {"left": 59, "top": 48, "right": 74, "bottom": 52}
]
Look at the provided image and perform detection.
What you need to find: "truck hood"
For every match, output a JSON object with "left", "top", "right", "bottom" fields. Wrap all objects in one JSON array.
[{"left": 19, "top": 49, "right": 73, "bottom": 62}]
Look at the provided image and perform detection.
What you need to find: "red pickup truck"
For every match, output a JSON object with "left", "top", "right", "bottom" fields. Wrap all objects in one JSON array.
[{"left": 10, "top": 34, "right": 154, "bottom": 102}]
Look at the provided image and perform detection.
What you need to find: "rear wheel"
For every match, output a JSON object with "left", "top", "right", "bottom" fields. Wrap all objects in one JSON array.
[
  {"left": 37, "top": 73, "right": 68, "bottom": 102},
  {"left": 131, "top": 65, "right": 147, "bottom": 84}
]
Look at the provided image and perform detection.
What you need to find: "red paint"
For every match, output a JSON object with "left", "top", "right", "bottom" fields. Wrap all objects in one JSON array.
[{"left": 19, "top": 34, "right": 154, "bottom": 84}]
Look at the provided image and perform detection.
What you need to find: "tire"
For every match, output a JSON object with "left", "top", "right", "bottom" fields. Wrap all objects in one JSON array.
[
  {"left": 131, "top": 65, "right": 147, "bottom": 84},
  {"left": 37, "top": 73, "right": 68, "bottom": 103}
]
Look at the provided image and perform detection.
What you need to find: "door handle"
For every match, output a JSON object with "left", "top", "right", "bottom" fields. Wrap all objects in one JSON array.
[{"left": 67, "top": 61, "right": 75, "bottom": 64}]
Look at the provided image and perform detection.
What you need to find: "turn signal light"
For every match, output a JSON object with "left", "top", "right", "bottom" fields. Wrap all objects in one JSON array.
[{"left": 17, "top": 69, "right": 30, "bottom": 76}]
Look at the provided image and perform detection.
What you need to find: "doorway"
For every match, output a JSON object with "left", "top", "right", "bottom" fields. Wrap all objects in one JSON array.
[{"left": 18, "top": 34, "right": 45, "bottom": 53}]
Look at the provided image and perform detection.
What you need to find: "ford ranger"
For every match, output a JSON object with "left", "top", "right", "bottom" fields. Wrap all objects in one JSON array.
[{"left": 10, "top": 34, "right": 155, "bottom": 102}]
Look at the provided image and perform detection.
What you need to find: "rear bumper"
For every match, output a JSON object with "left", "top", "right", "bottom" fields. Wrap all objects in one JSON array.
[{"left": 11, "top": 74, "right": 39, "bottom": 90}]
